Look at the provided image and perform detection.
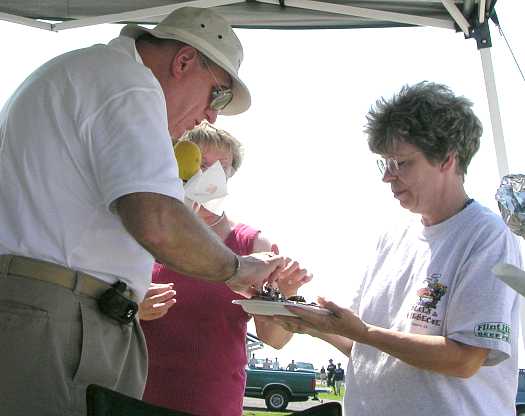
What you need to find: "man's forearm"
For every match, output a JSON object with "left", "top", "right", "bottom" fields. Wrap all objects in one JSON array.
[{"left": 117, "top": 192, "right": 236, "bottom": 281}]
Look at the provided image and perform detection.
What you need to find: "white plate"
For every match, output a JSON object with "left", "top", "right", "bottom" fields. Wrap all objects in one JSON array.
[
  {"left": 493, "top": 262, "right": 525, "bottom": 296},
  {"left": 232, "top": 299, "right": 331, "bottom": 317}
]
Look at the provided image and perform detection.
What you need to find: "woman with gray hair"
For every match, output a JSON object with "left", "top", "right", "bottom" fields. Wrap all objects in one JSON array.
[
  {"left": 271, "top": 82, "right": 521, "bottom": 416},
  {"left": 139, "top": 122, "right": 312, "bottom": 415}
]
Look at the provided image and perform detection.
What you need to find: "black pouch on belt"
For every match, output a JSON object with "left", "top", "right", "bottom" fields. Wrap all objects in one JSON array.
[{"left": 97, "top": 281, "right": 138, "bottom": 324}]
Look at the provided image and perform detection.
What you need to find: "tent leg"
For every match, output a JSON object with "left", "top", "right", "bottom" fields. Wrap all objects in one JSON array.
[{"left": 478, "top": 41, "right": 509, "bottom": 179}]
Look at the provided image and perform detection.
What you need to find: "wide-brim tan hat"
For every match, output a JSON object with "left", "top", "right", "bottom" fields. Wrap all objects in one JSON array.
[{"left": 121, "top": 7, "right": 250, "bottom": 116}]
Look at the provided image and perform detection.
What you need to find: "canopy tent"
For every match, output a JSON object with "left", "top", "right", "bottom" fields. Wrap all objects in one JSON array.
[{"left": 0, "top": 0, "right": 510, "bottom": 179}]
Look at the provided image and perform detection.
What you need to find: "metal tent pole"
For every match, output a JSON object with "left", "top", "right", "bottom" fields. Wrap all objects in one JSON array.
[
  {"left": 470, "top": 4, "right": 510, "bottom": 179},
  {"left": 479, "top": 46, "right": 509, "bottom": 178}
]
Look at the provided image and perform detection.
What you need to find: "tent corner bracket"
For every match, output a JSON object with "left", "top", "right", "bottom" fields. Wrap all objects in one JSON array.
[{"left": 468, "top": 19, "right": 492, "bottom": 50}]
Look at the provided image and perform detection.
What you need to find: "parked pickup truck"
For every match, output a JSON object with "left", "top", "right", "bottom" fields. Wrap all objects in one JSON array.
[{"left": 244, "top": 367, "right": 318, "bottom": 411}]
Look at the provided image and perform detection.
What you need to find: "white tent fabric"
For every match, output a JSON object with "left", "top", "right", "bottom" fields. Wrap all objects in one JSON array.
[
  {"left": 0, "top": 0, "right": 508, "bottom": 178},
  {"left": 0, "top": 1, "right": 480, "bottom": 30}
]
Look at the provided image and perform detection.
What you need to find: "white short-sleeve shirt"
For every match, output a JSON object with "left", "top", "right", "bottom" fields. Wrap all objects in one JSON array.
[{"left": 0, "top": 36, "right": 184, "bottom": 301}]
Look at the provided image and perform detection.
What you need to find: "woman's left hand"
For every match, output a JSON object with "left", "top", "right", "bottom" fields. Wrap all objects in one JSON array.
[
  {"left": 138, "top": 283, "right": 176, "bottom": 321},
  {"left": 272, "top": 297, "right": 368, "bottom": 342}
]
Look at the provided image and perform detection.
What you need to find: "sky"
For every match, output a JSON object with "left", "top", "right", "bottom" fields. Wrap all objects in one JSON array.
[{"left": 1, "top": 2, "right": 524, "bottom": 371}]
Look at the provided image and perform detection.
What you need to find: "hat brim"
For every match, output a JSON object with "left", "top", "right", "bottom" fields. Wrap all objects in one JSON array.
[{"left": 121, "top": 24, "right": 251, "bottom": 116}]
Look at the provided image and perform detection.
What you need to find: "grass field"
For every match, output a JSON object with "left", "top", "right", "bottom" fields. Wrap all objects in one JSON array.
[
  {"left": 317, "top": 386, "right": 346, "bottom": 401},
  {"left": 242, "top": 387, "right": 345, "bottom": 415}
]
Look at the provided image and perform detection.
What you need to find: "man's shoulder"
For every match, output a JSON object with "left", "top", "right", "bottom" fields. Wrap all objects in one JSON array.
[{"left": 57, "top": 37, "right": 159, "bottom": 93}]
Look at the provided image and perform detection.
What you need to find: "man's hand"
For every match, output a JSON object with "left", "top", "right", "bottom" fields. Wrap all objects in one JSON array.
[
  {"left": 138, "top": 283, "right": 177, "bottom": 321},
  {"left": 225, "top": 252, "right": 286, "bottom": 297}
]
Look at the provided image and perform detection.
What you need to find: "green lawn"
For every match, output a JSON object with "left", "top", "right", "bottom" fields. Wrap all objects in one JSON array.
[
  {"left": 242, "top": 387, "right": 345, "bottom": 415},
  {"left": 317, "top": 386, "right": 346, "bottom": 401}
]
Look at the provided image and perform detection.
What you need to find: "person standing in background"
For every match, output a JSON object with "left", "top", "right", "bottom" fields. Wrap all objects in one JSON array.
[
  {"left": 319, "top": 366, "right": 327, "bottom": 386},
  {"left": 287, "top": 360, "right": 298, "bottom": 371},
  {"left": 334, "top": 363, "right": 345, "bottom": 396},
  {"left": 249, "top": 354, "right": 257, "bottom": 369},
  {"left": 326, "top": 359, "right": 336, "bottom": 392}
]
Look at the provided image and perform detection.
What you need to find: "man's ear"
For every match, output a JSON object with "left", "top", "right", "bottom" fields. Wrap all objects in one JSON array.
[
  {"left": 440, "top": 152, "right": 456, "bottom": 172},
  {"left": 170, "top": 46, "right": 200, "bottom": 79}
]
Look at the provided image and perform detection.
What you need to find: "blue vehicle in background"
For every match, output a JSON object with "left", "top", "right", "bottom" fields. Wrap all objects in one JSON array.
[{"left": 517, "top": 369, "right": 525, "bottom": 415}]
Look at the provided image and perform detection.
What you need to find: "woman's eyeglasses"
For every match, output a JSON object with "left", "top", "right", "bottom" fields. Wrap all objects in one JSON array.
[
  {"left": 377, "top": 157, "right": 405, "bottom": 176},
  {"left": 377, "top": 151, "right": 421, "bottom": 176}
]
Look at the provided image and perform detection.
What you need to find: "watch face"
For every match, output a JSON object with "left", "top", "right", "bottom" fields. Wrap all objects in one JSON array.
[{"left": 232, "top": 299, "right": 331, "bottom": 317}]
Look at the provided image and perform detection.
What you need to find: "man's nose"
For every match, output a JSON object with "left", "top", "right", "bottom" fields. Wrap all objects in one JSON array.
[{"left": 205, "top": 108, "right": 219, "bottom": 124}]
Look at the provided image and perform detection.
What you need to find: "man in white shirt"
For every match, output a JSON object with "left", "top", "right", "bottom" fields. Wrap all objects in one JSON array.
[{"left": 0, "top": 7, "right": 287, "bottom": 416}]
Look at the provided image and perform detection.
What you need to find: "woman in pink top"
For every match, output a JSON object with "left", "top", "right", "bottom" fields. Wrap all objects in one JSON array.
[{"left": 139, "top": 122, "right": 312, "bottom": 416}]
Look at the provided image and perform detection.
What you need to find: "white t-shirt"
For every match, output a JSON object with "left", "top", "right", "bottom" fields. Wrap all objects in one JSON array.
[
  {"left": 345, "top": 201, "right": 522, "bottom": 416},
  {"left": 0, "top": 36, "right": 184, "bottom": 301}
]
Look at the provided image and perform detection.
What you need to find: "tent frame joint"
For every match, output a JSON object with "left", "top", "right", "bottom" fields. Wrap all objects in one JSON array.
[{"left": 468, "top": 18, "right": 492, "bottom": 49}]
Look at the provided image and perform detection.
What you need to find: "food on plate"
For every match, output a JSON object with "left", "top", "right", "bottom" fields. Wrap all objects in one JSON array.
[{"left": 252, "top": 283, "right": 318, "bottom": 307}]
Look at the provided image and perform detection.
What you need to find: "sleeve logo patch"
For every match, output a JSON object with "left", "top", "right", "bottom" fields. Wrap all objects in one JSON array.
[{"left": 474, "top": 322, "right": 511, "bottom": 343}]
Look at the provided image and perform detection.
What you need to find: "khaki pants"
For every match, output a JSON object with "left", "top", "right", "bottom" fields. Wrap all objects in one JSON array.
[
  {"left": 0, "top": 272, "right": 147, "bottom": 416},
  {"left": 335, "top": 380, "right": 343, "bottom": 396}
]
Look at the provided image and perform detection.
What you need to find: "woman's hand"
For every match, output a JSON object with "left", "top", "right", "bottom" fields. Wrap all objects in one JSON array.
[
  {"left": 138, "top": 283, "right": 176, "bottom": 321},
  {"left": 272, "top": 297, "right": 368, "bottom": 342}
]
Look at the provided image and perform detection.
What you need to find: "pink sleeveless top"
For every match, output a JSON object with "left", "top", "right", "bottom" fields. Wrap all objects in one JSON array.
[{"left": 142, "top": 223, "right": 258, "bottom": 416}]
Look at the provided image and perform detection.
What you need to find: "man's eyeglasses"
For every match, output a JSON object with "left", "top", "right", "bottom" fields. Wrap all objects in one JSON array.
[
  {"left": 201, "top": 56, "right": 233, "bottom": 112},
  {"left": 210, "top": 87, "right": 233, "bottom": 112}
]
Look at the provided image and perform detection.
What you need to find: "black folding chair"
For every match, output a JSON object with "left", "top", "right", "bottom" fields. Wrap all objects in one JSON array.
[
  {"left": 87, "top": 384, "right": 343, "bottom": 416},
  {"left": 289, "top": 401, "right": 342, "bottom": 415},
  {"left": 86, "top": 385, "right": 194, "bottom": 416}
]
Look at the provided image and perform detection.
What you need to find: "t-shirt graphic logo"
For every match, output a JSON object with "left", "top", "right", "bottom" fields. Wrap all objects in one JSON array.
[
  {"left": 416, "top": 273, "right": 448, "bottom": 309},
  {"left": 474, "top": 322, "right": 511, "bottom": 343}
]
